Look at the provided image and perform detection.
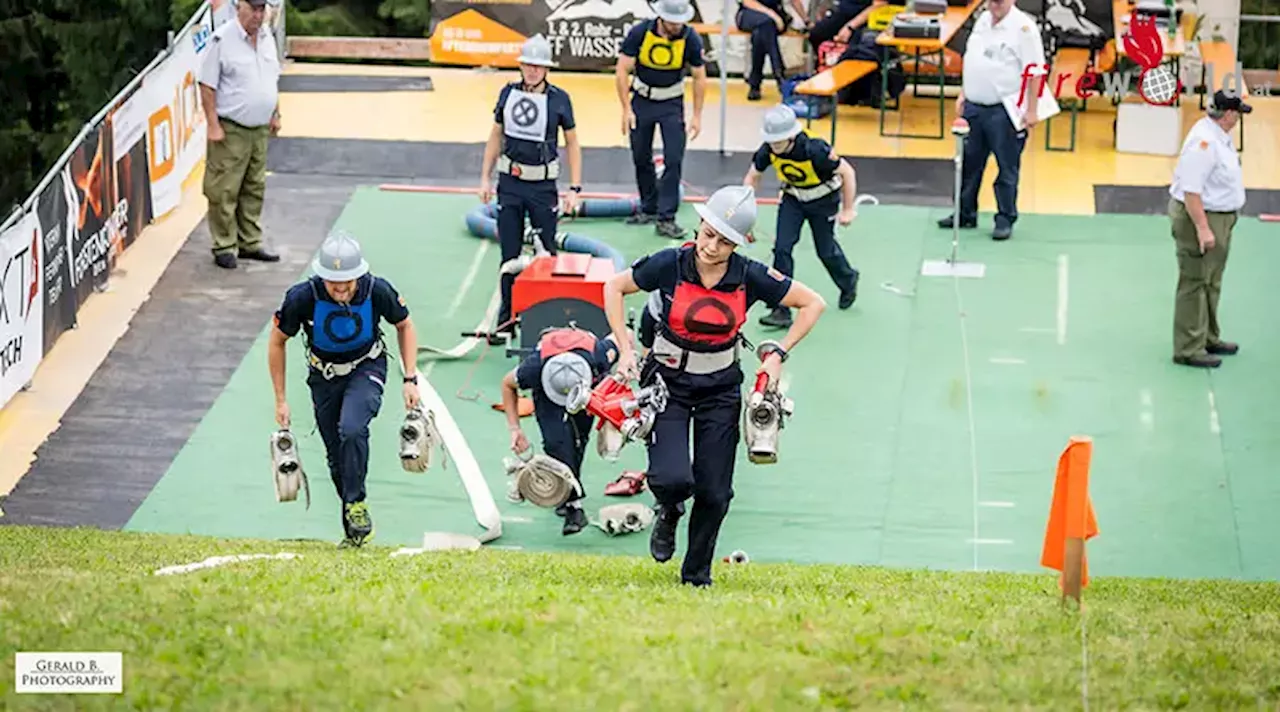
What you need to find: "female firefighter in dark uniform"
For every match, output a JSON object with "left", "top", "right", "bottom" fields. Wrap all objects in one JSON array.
[
  {"left": 744, "top": 104, "right": 859, "bottom": 328},
  {"left": 480, "top": 34, "right": 583, "bottom": 342},
  {"left": 499, "top": 327, "right": 622, "bottom": 535},
  {"left": 602, "top": 184, "right": 826, "bottom": 587}
]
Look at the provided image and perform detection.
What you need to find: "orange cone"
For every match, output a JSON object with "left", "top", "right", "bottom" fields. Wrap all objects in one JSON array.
[{"left": 1041, "top": 436, "right": 1099, "bottom": 602}]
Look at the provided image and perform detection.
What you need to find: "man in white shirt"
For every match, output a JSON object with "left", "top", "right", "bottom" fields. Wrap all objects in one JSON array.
[
  {"left": 199, "top": 0, "right": 282, "bottom": 269},
  {"left": 939, "top": 0, "right": 1045, "bottom": 240},
  {"left": 1167, "top": 90, "right": 1250, "bottom": 369}
]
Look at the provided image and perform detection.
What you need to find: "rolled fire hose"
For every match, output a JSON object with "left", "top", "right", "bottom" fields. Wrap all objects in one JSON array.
[
  {"left": 391, "top": 374, "right": 503, "bottom": 553},
  {"left": 503, "top": 452, "right": 581, "bottom": 508},
  {"left": 593, "top": 502, "right": 655, "bottom": 536}
]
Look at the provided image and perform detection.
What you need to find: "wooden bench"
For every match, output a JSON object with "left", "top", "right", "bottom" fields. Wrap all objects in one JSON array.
[
  {"left": 1043, "top": 47, "right": 1091, "bottom": 152},
  {"left": 1197, "top": 40, "right": 1250, "bottom": 150},
  {"left": 792, "top": 59, "right": 879, "bottom": 145}
]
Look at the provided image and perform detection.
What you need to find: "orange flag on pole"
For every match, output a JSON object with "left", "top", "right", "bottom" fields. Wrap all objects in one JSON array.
[{"left": 1041, "top": 436, "right": 1099, "bottom": 600}]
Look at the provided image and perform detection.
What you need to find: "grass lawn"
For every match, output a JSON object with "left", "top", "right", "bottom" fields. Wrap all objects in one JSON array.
[{"left": 2, "top": 525, "right": 1279, "bottom": 709}]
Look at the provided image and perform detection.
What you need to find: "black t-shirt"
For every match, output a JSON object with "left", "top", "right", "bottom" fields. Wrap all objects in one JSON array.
[
  {"left": 620, "top": 20, "right": 705, "bottom": 93},
  {"left": 274, "top": 274, "right": 410, "bottom": 364},
  {"left": 493, "top": 82, "right": 576, "bottom": 167},
  {"left": 514, "top": 336, "right": 620, "bottom": 407},
  {"left": 752, "top": 133, "right": 841, "bottom": 189}
]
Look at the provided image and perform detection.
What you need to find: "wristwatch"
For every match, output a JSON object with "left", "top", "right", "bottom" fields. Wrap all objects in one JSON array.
[
  {"left": 404, "top": 374, "right": 419, "bottom": 384},
  {"left": 569, "top": 185, "right": 583, "bottom": 193}
]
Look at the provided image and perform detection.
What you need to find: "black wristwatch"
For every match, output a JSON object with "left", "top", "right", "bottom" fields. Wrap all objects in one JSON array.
[
  {"left": 569, "top": 185, "right": 583, "bottom": 193},
  {"left": 404, "top": 374, "right": 419, "bottom": 384},
  {"left": 758, "top": 341, "right": 789, "bottom": 362}
]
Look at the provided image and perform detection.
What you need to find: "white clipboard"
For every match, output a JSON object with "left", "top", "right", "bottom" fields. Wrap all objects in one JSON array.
[{"left": 1002, "top": 87, "right": 1061, "bottom": 132}]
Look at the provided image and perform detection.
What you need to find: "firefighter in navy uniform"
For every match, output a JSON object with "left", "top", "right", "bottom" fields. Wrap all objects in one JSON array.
[
  {"left": 615, "top": 0, "right": 708, "bottom": 239},
  {"left": 499, "top": 327, "right": 625, "bottom": 535},
  {"left": 602, "top": 185, "right": 827, "bottom": 587},
  {"left": 269, "top": 230, "right": 421, "bottom": 547},
  {"left": 481, "top": 34, "right": 584, "bottom": 343},
  {"left": 744, "top": 105, "right": 859, "bottom": 328}
]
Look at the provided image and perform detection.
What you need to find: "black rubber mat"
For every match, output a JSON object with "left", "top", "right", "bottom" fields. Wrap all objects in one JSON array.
[
  {"left": 266, "top": 138, "right": 956, "bottom": 206},
  {"left": 278, "top": 74, "right": 434, "bottom": 93},
  {"left": 1095, "top": 185, "right": 1280, "bottom": 217},
  {"left": 0, "top": 174, "right": 365, "bottom": 529}
]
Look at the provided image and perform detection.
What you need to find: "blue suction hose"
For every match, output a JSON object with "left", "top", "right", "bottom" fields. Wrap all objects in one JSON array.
[{"left": 464, "top": 202, "right": 629, "bottom": 272}]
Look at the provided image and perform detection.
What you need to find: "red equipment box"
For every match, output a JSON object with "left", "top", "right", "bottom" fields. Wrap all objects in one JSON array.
[{"left": 510, "top": 254, "right": 617, "bottom": 354}]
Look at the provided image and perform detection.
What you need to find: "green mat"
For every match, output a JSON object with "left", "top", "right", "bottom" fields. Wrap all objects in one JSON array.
[{"left": 125, "top": 189, "right": 1280, "bottom": 581}]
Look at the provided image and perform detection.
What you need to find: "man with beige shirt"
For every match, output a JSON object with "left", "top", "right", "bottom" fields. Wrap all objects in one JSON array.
[{"left": 199, "top": 0, "right": 282, "bottom": 269}]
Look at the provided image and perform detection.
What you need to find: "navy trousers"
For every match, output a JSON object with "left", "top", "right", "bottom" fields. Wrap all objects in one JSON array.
[
  {"left": 307, "top": 355, "right": 387, "bottom": 505},
  {"left": 958, "top": 102, "right": 1028, "bottom": 229},
  {"left": 736, "top": 8, "right": 786, "bottom": 91},
  {"left": 497, "top": 173, "right": 559, "bottom": 329},
  {"left": 774, "top": 192, "right": 859, "bottom": 294},
  {"left": 642, "top": 364, "right": 743, "bottom": 586},
  {"left": 629, "top": 95, "right": 686, "bottom": 222},
  {"left": 533, "top": 393, "right": 594, "bottom": 505}
]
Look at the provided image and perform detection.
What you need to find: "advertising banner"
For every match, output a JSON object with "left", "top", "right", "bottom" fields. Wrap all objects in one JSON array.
[
  {"left": 36, "top": 166, "right": 77, "bottom": 354},
  {"left": 143, "top": 4, "right": 214, "bottom": 217},
  {"left": 0, "top": 211, "right": 44, "bottom": 410},
  {"left": 109, "top": 83, "right": 155, "bottom": 251},
  {"left": 64, "top": 123, "right": 115, "bottom": 309}
]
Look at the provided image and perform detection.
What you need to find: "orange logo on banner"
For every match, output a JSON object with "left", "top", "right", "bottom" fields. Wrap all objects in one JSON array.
[{"left": 429, "top": 9, "right": 527, "bottom": 68}]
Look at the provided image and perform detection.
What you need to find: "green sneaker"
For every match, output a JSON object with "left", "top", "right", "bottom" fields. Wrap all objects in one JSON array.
[{"left": 343, "top": 501, "right": 374, "bottom": 547}]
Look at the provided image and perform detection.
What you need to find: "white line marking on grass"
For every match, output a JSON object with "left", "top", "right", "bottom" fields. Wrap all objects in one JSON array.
[
  {"left": 967, "top": 538, "right": 1013, "bottom": 545},
  {"left": 1020, "top": 327, "right": 1055, "bottom": 334},
  {"left": 1140, "top": 388, "right": 1154, "bottom": 431},
  {"left": 1208, "top": 390, "right": 1221, "bottom": 434},
  {"left": 979, "top": 501, "right": 1015, "bottom": 508},
  {"left": 1057, "top": 254, "right": 1069, "bottom": 346},
  {"left": 989, "top": 356, "right": 1026, "bottom": 365},
  {"left": 153, "top": 553, "right": 300, "bottom": 576},
  {"left": 952, "top": 276, "right": 982, "bottom": 572}
]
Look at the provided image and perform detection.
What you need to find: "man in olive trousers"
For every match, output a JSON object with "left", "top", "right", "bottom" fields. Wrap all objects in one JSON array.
[
  {"left": 198, "top": 0, "right": 282, "bottom": 269},
  {"left": 1167, "top": 90, "right": 1251, "bottom": 369}
]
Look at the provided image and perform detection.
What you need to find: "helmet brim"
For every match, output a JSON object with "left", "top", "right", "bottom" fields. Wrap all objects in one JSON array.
[
  {"left": 541, "top": 352, "right": 592, "bottom": 407},
  {"left": 762, "top": 122, "right": 803, "bottom": 143},
  {"left": 519, "top": 56, "right": 558, "bottom": 68},
  {"left": 314, "top": 257, "right": 369, "bottom": 282},
  {"left": 656, "top": 7, "right": 695, "bottom": 23},
  {"left": 693, "top": 202, "right": 750, "bottom": 246}
]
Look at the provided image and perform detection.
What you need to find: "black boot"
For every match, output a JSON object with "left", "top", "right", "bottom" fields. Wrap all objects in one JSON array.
[
  {"left": 562, "top": 505, "right": 587, "bottom": 535},
  {"left": 650, "top": 502, "right": 682, "bottom": 562},
  {"left": 759, "top": 306, "right": 792, "bottom": 328}
]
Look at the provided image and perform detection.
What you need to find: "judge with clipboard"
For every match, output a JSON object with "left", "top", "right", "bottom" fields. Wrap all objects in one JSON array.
[{"left": 937, "top": 0, "right": 1048, "bottom": 241}]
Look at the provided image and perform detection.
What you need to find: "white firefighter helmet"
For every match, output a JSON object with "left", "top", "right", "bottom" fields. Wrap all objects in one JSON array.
[
  {"left": 518, "top": 34, "right": 558, "bottom": 67},
  {"left": 692, "top": 185, "right": 758, "bottom": 246},
  {"left": 313, "top": 229, "right": 369, "bottom": 281},
  {"left": 653, "top": 0, "right": 695, "bottom": 24},
  {"left": 541, "top": 352, "right": 593, "bottom": 407},
  {"left": 761, "top": 104, "right": 803, "bottom": 143}
]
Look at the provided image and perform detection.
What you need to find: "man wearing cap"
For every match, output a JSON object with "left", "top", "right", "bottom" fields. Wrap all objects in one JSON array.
[
  {"left": 199, "top": 0, "right": 283, "bottom": 269},
  {"left": 499, "top": 326, "right": 624, "bottom": 535},
  {"left": 616, "top": 0, "right": 708, "bottom": 239},
  {"left": 940, "top": 0, "right": 1045, "bottom": 241},
  {"left": 268, "top": 230, "right": 421, "bottom": 547},
  {"left": 481, "top": 34, "right": 583, "bottom": 342},
  {"left": 1167, "top": 90, "right": 1250, "bottom": 369},
  {"left": 743, "top": 105, "right": 859, "bottom": 328},
  {"left": 602, "top": 184, "right": 827, "bottom": 587}
]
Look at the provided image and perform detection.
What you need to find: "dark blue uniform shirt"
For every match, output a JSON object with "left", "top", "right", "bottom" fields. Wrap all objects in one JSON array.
[
  {"left": 752, "top": 132, "right": 841, "bottom": 187},
  {"left": 749, "top": 0, "right": 786, "bottom": 15},
  {"left": 493, "top": 82, "right": 575, "bottom": 167},
  {"left": 631, "top": 245, "right": 793, "bottom": 317},
  {"left": 515, "top": 337, "right": 621, "bottom": 403},
  {"left": 620, "top": 20, "right": 705, "bottom": 91},
  {"left": 274, "top": 274, "right": 410, "bottom": 365}
]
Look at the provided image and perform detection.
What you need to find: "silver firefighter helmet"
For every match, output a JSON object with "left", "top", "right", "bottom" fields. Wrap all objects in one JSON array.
[
  {"left": 692, "top": 184, "right": 758, "bottom": 246},
  {"left": 312, "top": 229, "right": 370, "bottom": 281}
]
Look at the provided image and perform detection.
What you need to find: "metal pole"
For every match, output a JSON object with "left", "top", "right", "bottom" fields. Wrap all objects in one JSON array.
[
  {"left": 719, "top": 0, "right": 730, "bottom": 156},
  {"left": 950, "top": 121, "right": 968, "bottom": 265}
]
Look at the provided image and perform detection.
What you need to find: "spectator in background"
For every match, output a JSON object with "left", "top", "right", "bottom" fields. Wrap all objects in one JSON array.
[
  {"left": 1166, "top": 90, "right": 1250, "bottom": 369},
  {"left": 736, "top": 0, "right": 809, "bottom": 101},
  {"left": 198, "top": 0, "right": 282, "bottom": 269},
  {"left": 808, "top": 0, "right": 888, "bottom": 55},
  {"left": 940, "top": 0, "right": 1044, "bottom": 241}
]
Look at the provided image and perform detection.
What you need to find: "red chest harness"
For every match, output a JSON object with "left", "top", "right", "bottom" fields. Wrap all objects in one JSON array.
[
  {"left": 659, "top": 244, "right": 747, "bottom": 353},
  {"left": 539, "top": 327, "right": 598, "bottom": 359}
]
